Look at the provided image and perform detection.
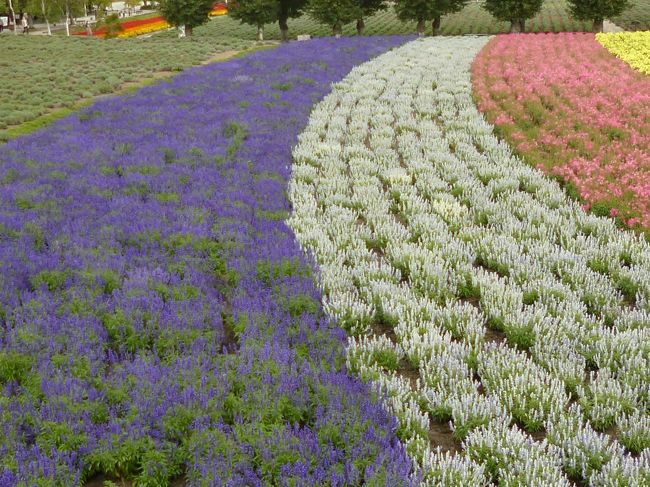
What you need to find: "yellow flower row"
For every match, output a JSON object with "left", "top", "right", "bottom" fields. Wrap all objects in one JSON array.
[
  {"left": 116, "top": 20, "right": 170, "bottom": 39},
  {"left": 597, "top": 31, "right": 650, "bottom": 75}
]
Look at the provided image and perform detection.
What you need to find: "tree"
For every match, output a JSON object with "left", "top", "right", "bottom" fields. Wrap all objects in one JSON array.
[
  {"left": 157, "top": 0, "right": 214, "bottom": 36},
  {"left": 101, "top": 12, "right": 123, "bottom": 37},
  {"left": 228, "top": 0, "right": 278, "bottom": 41},
  {"left": 307, "top": 0, "right": 361, "bottom": 37},
  {"left": 482, "top": 0, "right": 544, "bottom": 33},
  {"left": 355, "top": 0, "right": 387, "bottom": 35},
  {"left": 394, "top": 0, "right": 468, "bottom": 36},
  {"left": 24, "top": 0, "right": 59, "bottom": 35},
  {"left": 277, "top": 0, "right": 307, "bottom": 41},
  {"left": 566, "top": 0, "right": 631, "bottom": 32},
  {"left": 230, "top": 0, "right": 306, "bottom": 42},
  {"left": 7, "top": 0, "right": 18, "bottom": 35}
]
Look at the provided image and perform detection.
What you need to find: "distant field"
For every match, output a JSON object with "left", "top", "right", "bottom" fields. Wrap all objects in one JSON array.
[
  {"left": 2, "top": 0, "right": 647, "bottom": 141},
  {"left": 614, "top": 0, "right": 650, "bottom": 31},
  {"left": 0, "top": 35, "right": 252, "bottom": 140},
  {"left": 177, "top": 0, "right": 592, "bottom": 40}
]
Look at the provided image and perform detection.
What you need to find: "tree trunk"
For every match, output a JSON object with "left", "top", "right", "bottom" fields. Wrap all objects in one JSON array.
[
  {"left": 65, "top": 2, "right": 70, "bottom": 36},
  {"left": 416, "top": 18, "right": 425, "bottom": 36},
  {"left": 279, "top": 16, "right": 288, "bottom": 42},
  {"left": 257, "top": 24, "right": 264, "bottom": 41},
  {"left": 510, "top": 19, "right": 524, "bottom": 33},
  {"left": 356, "top": 18, "right": 364, "bottom": 36},
  {"left": 40, "top": 0, "right": 51, "bottom": 35},
  {"left": 7, "top": 0, "right": 17, "bottom": 35},
  {"left": 333, "top": 21, "right": 342, "bottom": 38},
  {"left": 185, "top": 26, "right": 193, "bottom": 36},
  {"left": 432, "top": 15, "right": 441, "bottom": 36},
  {"left": 593, "top": 18, "right": 604, "bottom": 32}
]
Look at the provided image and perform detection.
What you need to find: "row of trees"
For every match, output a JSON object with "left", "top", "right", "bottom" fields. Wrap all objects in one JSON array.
[
  {"left": 485, "top": 0, "right": 631, "bottom": 33},
  {"left": 227, "top": 0, "right": 470, "bottom": 40},
  {"left": 4, "top": 0, "right": 632, "bottom": 39},
  {"left": 226, "top": 0, "right": 632, "bottom": 40}
]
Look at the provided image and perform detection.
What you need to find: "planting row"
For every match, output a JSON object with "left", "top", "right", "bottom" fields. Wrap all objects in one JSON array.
[
  {"left": 472, "top": 33, "right": 650, "bottom": 230},
  {"left": 289, "top": 37, "right": 649, "bottom": 486},
  {"left": 0, "top": 36, "right": 251, "bottom": 139},
  {"left": 0, "top": 37, "right": 416, "bottom": 485}
]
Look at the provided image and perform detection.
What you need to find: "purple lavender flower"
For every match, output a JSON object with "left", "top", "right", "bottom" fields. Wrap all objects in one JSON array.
[{"left": 0, "top": 37, "right": 416, "bottom": 486}]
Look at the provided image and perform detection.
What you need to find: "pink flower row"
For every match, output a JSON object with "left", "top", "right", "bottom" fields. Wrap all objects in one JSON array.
[{"left": 472, "top": 33, "right": 650, "bottom": 229}]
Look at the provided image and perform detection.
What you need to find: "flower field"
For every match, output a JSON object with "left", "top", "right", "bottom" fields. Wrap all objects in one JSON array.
[
  {"left": 597, "top": 31, "right": 650, "bottom": 75},
  {"left": 208, "top": 2, "right": 228, "bottom": 17},
  {"left": 0, "top": 36, "right": 253, "bottom": 142},
  {"left": 3, "top": 13, "right": 650, "bottom": 487},
  {"left": 0, "top": 37, "right": 419, "bottom": 486},
  {"left": 472, "top": 33, "right": 650, "bottom": 230},
  {"left": 290, "top": 36, "right": 650, "bottom": 485},
  {"left": 86, "top": 16, "right": 171, "bottom": 38}
]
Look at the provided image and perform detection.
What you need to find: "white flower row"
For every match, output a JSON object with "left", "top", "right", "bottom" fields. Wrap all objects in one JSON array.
[{"left": 289, "top": 37, "right": 650, "bottom": 485}]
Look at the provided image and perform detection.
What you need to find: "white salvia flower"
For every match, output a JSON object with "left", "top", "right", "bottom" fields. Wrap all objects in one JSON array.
[
  {"left": 463, "top": 421, "right": 569, "bottom": 485},
  {"left": 588, "top": 449, "right": 650, "bottom": 486},
  {"left": 420, "top": 450, "right": 490, "bottom": 486},
  {"left": 288, "top": 36, "right": 650, "bottom": 482},
  {"left": 617, "top": 410, "right": 650, "bottom": 455}
]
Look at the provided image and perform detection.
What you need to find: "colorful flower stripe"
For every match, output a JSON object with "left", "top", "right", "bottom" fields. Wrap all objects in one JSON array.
[
  {"left": 472, "top": 33, "right": 650, "bottom": 229},
  {"left": 209, "top": 2, "right": 228, "bottom": 17},
  {"left": 0, "top": 37, "right": 416, "bottom": 485},
  {"left": 291, "top": 36, "right": 650, "bottom": 486},
  {"left": 74, "top": 16, "right": 170, "bottom": 38},
  {"left": 597, "top": 31, "right": 650, "bottom": 75},
  {"left": 116, "top": 18, "right": 170, "bottom": 38}
]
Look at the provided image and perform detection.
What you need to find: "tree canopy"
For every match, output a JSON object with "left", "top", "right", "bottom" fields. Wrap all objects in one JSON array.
[
  {"left": 307, "top": 0, "right": 362, "bottom": 36},
  {"left": 157, "top": 0, "right": 214, "bottom": 35},
  {"left": 355, "top": 0, "right": 388, "bottom": 34},
  {"left": 566, "top": 0, "right": 631, "bottom": 31},
  {"left": 228, "top": 0, "right": 277, "bottom": 40},
  {"left": 394, "top": 0, "right": 469, "bottom": 35},
  {"left": 229, "top": 0, "right": 307, "bottom": 41},
  {"left": 482, "top": 0, "right": 544, "bottom": 32}
]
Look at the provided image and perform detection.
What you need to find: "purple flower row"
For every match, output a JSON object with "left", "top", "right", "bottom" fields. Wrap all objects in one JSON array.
[{"left": 0, "top": 37, "right": 416, "bottom": 485}]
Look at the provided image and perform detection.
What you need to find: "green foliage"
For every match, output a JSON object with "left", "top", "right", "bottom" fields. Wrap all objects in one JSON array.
[
  {"left": 157, "top": 0, "right": 215, "bottom": 32},
  {"left": 255, "top": 257, "right": 306, "bottom": 285},
  {"left": 308, "top": 0, "right": 363, "bottom": 34},
  {"left": 613, "top": 0, "right": 650, "bottom": 30},
  {"left": 101, "top": 14, "right": 125, "bottom": 39},
  {"left": 228, "top": 0, "right": 308, "bottom": 40},
  {"left": 229, "top": 0, "right": 279, "bottom": 28},
  {"left": 620, "top": 425, "right": 650, "bottom": 454},
  {"left": 0, "top": 352, "right": 33, "bottom": 384},
  {"left": 29, "top": 269, "right": 69, "bottom": 292},
  {"left": 154, "top": 192, "right": 180, "bottom": 203},
  {"left": 84, "top": 437, "right": 178, "bottom": 483},
  {"left": 286, "top": 294, "right": 319, "bottom": 317},
  {"left": 456, "top": 271, "right": 480, "bottom": 300},
  {"left": 359, "top": 0, "right": 389, "bottom": 17},
  {"left": 567, "top": 0, "right": 632, "bottom": 26},
  {"left": 482, "top": 0, "right": 545, "bottom": 31},
  {"left": 504, "top": 321, "right": 536, "bottom": 351},
  {"left": 37, "top": 421, "right": 87, "bottom": 453},
  {"left": 394, "top": 0, "right": 469, "bottom": 34},
  {"left": 223, "top": 121, "right": 249, "bottom": 158},
  {"left": 369, "top": 347, "right": 400, "bottom": 370},
  {"left": 616, "top": 275, "right": 639, "bottom": 304}
]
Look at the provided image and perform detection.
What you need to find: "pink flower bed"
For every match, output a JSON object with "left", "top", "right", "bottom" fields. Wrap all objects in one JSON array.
[{"left": 472, "top": 33, "right": 650, "bottom": 230}]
